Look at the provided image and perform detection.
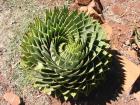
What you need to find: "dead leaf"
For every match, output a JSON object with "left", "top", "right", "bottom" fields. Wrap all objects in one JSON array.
[
  {"left": 87, "top": 7, "right": 98, "bottom": 15},
  {"left": 88, "top": 0, "right": 95, "bottom": 8}
]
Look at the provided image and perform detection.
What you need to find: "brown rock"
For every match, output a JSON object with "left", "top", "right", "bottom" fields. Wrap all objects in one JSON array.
[
  {"left": 112, "top": 4, "right": 125, "bottom": 16},
  {"left": 76, "top": 0, "right": 91, "bottom": 5},
  {"left": 120, "top": 56, "right": 140, "bottom": 92},
  {"left": 3, "top": 92, "right": 20, "bottom": 105},
  {"left": 79, "top": 5, "right": 105, "bottom": 24}
]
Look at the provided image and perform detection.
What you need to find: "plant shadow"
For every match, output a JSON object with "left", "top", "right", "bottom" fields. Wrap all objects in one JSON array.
[
  {"left": 19, "top": 98, "right": 25, "bottom": 105},
  {"left": 130, "top": 75, "right": 140, "bottom": 94},
  {"left": 68, "top": 50, "right": 126, "bottom": 105}
]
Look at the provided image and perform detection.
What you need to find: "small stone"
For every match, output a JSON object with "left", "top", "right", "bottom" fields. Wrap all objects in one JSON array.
[
  {"left": 125, "top": 40, "right": 130, "bottom": 45},
  {"left": 0, "top": 47, "right": 4, "bottom": 56},
  {"left": 132, "top": 43, "right": 137, "bottom": 49},
  {"left": 11, "top": 21, "right": 17, "bottom": 25},
  {"left": 3, "top": 92, "right": 20, "bottom": 105},
  {"left": 76, "top": 0, "right": 91, "bottom": 5}
]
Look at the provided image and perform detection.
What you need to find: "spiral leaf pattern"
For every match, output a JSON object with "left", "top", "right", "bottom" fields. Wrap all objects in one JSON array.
[{"left": 20, "top": 7, "right": 111, "bottom": 100}]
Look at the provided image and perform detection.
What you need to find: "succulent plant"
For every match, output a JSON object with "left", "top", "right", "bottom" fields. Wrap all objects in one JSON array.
[
  {"left": 134, "top": 28, "right": 140, "bottom": 47},
  {"left": 20, "top": 7, "right": 111, "bottom": 100}
]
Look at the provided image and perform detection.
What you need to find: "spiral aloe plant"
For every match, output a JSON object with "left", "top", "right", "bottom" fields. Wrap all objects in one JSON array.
[{"left": 20, "top": 7, "right": 111, "bottom": 100}]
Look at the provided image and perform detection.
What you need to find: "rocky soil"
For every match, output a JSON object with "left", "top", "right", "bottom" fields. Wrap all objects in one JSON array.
[{"left": 0, "top": 0, "right": 140, "bottom": 105}]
